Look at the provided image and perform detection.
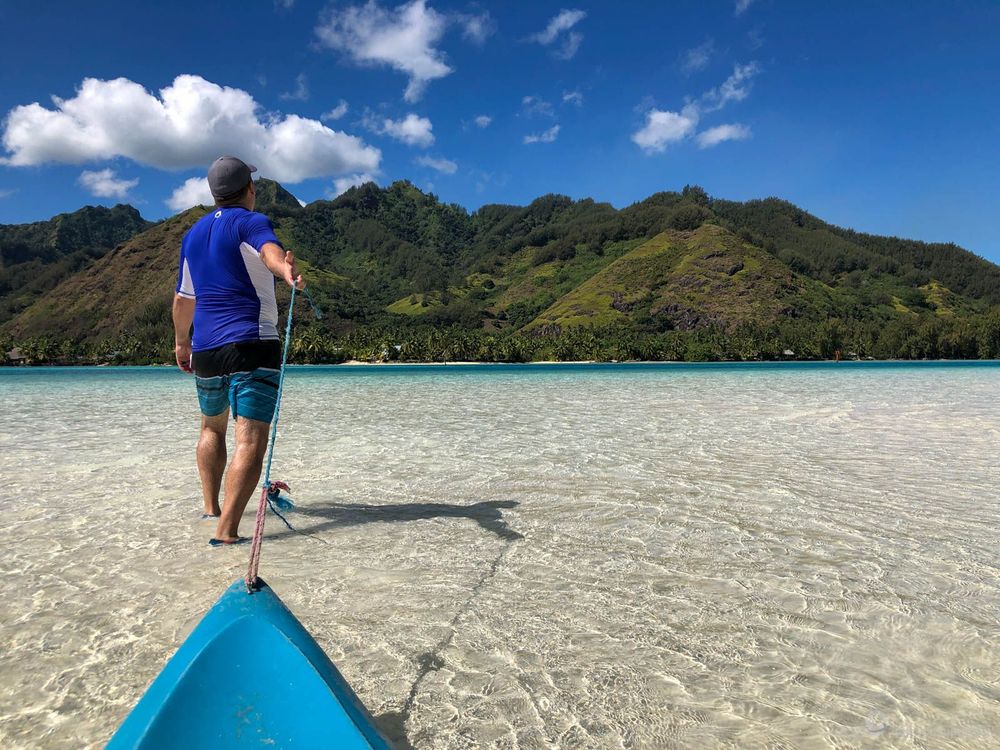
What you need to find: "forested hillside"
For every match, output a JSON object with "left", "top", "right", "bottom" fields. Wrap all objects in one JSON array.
[
  {"left": 3, "top": 180, "right": 1000, "bottom": 364},
  {"left": 0, "top": 204, "right": 151, "bottom": 326}
]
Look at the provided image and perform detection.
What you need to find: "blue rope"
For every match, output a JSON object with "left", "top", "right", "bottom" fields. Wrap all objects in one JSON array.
[
  {"left": 256, "top": 283, "right": 324, "bottom": 530},
  {"left": 260, "top": 285, "right": 305, "bottom": 531},
  {"left": 302, "top": 286, "right": 323, "bottom": 320},
  {"left": 261, "top": 285, "right": 295, "bottom": 487}
]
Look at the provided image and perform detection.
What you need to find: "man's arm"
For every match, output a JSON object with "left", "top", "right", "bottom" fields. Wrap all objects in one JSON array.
[
  {"left": 260, "top": 242, "right": 305, "bottom": 290},
  {"left": 172, "top": 293, "right": 195, "bottom": 373}
]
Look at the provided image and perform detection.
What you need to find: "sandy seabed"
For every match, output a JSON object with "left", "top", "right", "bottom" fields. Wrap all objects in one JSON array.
[{"left": 1, "top": 363, "right": 999, "bottom": 749}]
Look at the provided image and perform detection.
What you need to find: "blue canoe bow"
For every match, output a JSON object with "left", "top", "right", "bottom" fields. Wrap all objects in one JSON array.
[{"left": 107, "top": 579, "right": 390, "bottom": 749}]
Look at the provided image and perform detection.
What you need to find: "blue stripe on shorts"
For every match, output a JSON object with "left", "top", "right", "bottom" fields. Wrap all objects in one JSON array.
[{"left": 195, "top": 368, "right": 281, "bottom": 423}]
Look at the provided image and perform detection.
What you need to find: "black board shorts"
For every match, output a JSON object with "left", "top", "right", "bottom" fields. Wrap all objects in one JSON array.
[{"left": 192, "top": 339, "right": 281, "bottom": 378}]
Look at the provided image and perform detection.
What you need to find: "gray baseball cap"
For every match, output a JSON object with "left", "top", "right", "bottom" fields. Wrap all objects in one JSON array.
[{"left": 207, "top": 156, "right": 257, "bottom": 199}]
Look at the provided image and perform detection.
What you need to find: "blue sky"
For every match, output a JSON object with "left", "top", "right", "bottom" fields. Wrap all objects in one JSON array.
[{"left": 1, "top": 1, "right": 999, "bottom": 262}]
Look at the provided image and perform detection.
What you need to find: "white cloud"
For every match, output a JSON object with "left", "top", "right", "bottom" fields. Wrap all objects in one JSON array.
[
  {"left": 316, "top": 0, "right": 451, "bottom": 103},
  {"left": 702, "top": 62, "right": 760, "bottom": 112},
  {"left": 531, "top": 9, "right": 585, "bottom": 44},
  {"left": 280, "top": 73, "right": 309, "bottom": 101},
  {"left": 166, "top": 176, "right": 214, "bottom": 212},
  {"left": 697, "top": 123, "right": 752, "bottom": 148},
  {"left": 322, "top": 100, "right": 350, "bottom": 121},
  {"left": 458, "top": 11, "right": 495, "bottom": 44},
  {"left": 331, "top": 172, "right": 378, "bottom": 197},
  {"left": 735, "top": 0, "right": 755, "bottom": 16},
  {"left": 524, "top": 125, "right": 560, "bottom": 144},
  {"left": 522, "top": 95, "right": 555, "bottom": 118},
  {"left": 275, "top": 0, "right": 295, "bottom": 8},
  {"left": 78, "top": 168, "right": 138, "bottom": 199},
  {"left": 364, "top": 112, "right": 434, "bottom": 146},
  {"left": 563, "top": 90, "right": 584, "bottom": 106},
  {"left": 632, "top": 107, "right": 699, "bottom": 153},
  {"left": 415, "top": 155, "right": 457, "bottom": 173},
  {"left": 1, "top": 75, "right": 381, "bottom": 183},
  {"left": 474, "top": 114, "right": 492, "bottom": 128},
  {"left": 632, "top": 63, "right": 760, "bottom": 154},
  {"left": 530, "top": 9, "right": 586, "bottom": 60},
  {"left": 0, "top": 188, "right": 17, "bottom": 199},
  {"left": 681, "top": 40, "right": 714, "bottom": 74}
]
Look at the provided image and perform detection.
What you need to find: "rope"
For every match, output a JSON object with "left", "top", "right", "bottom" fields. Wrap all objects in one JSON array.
[{"left": 246, "top": 284, "right": 299, "bottom": 593}]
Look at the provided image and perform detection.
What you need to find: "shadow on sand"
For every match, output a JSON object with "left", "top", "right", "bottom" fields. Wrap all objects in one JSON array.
[
  {"left": 266, "top": 499, "right": 524, "bottom": 543},
  {"left": 265, "top": 499, "right": 523, "bottom": 748}
]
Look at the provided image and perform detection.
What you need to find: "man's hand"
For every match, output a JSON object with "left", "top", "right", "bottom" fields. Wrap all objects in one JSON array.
[
  {"left": 175, "top": 340, "right": 193, "bottom": 373},
  {"left": 283, "top": 250, "right": 305, "bottom": 291},
  {"left": 261, "top": 243, "right": 305, "bottom": 290},
  {"left": 172, "top": 294, "right": 196, "bottom": 373}
]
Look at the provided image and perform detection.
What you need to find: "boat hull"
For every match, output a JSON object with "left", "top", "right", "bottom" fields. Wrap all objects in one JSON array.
[{"left": 107, "top": 579, "right": 389, "bottom": 749}]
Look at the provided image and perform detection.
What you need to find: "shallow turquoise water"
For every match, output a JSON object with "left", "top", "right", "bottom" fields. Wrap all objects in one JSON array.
[{"left": 1, "top": 363, "right": 998, "bottom": 748}]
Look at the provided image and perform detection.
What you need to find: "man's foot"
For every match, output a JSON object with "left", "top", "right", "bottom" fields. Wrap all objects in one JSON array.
[
  {"left": 208, "top": 537, "right": 250, "bottom": 546},
  {"left": 200, "top": 513, "right": 220, "bottom": 520}
]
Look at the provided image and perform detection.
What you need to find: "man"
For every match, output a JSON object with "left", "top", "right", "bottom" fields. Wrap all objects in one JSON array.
[{"left": 172, "top": 156, "right": 304, "bottom": 545}]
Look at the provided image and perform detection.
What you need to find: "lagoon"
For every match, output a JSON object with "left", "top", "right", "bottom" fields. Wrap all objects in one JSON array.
[{"left": 1, "top": 362, "right": 998, "bottom": 748}]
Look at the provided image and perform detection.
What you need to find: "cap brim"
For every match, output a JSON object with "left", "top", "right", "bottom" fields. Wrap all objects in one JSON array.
[{"left": 247, "top": 164, "right": 258, "bottom": 173}]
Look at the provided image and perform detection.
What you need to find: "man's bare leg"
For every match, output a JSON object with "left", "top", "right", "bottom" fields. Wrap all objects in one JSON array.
[
  {"left": 197, "top": 411, "right": 229, "bottom": 517},
  {"left": 214, "top": 416, "right": 270, "bottom": 542}
]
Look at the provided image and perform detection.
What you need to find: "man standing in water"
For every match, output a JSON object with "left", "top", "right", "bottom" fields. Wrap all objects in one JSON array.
[{"left": 172, "top": 156, "right": 304, "bottom": 545}]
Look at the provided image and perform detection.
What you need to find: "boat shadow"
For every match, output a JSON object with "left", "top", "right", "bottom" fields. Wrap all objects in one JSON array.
[{"left": 267, "top": 499, "right": 524, "bottom": 542}]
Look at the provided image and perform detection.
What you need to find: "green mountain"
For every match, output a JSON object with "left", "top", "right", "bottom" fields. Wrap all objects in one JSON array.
[
  {"left": 0, "top": 204, "right": 152, "bottom": 325},
  {"left": 3, "top": 180, "right": 1000, "bottom": 363},
  {"left": 524, "top": 224, "right": 834, "bottom": 331}
]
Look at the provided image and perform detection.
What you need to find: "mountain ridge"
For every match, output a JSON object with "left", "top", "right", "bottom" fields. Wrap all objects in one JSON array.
[{"left": 3, "top": 180, "right": 999, "bottom": 363}]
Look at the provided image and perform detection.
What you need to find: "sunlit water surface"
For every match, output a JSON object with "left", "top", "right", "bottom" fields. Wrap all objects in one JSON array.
[{"left": 1, "top": 362, "right": 998, "bottom": 749}]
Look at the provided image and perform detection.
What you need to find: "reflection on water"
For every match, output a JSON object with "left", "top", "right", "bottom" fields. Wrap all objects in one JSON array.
[{"left": 1, "top": 363, "right": 998, "bottom": 749}]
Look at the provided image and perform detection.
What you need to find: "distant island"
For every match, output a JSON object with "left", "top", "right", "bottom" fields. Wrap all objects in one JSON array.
[{"left": 3, "top": 180, "right": 1000, "bottom": 365}]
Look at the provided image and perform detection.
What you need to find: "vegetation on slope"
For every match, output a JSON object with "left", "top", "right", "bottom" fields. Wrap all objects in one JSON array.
[{"left": 2, "top": 180, "right": 999, "bottom": 364}]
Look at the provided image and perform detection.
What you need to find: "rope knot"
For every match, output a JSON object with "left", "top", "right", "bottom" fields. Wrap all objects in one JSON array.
[{"left": 266, "top": 480, "right": 294, "bottom": 511}]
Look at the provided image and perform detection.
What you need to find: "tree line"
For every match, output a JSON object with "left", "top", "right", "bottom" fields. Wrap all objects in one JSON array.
[{"left": 7, "top": 309, "right": 1000, "bottom": 366}]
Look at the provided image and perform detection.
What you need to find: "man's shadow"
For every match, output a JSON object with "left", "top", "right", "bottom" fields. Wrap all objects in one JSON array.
[{"left": 267, "top": 499, "right": 524, "bottom": 542}]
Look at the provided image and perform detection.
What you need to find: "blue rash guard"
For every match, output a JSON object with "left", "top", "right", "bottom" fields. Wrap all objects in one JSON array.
[{"left": 176, "top": 207, "right": 283, "bottom": 352}]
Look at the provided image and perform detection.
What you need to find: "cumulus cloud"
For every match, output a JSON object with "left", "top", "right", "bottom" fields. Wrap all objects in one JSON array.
[
  {"left": 681, "top": 40, "right": 714, "bottom": 74},
  {"left": 1, "top": 75, "right": 381, "bottom": 183},
  {"left": 414, "top": 154, "right": 457, "bottom": 173},
  {"left": 474, "top": 114, "right": 492, "bottom": 128},
  {"left": 166, "top": 176, "right": 214, "bottom": 212},
  {"left": 78, "top": 168, "right": 138, "bottom": 199},
  {"left": 697, "top": 123, "right": 752, "bottom": 148},
  {"left": 322, "top": 100, "right": 350, "bottom": 121},
  {"left": 524, "top": 125, "right": 560, "bottom": 144},
  {"left": 632, "top": 63, "right": 760, "bottom": 154},
  {"left": 632, "top": 107, "right": 699, "bottom": 153},
  {"left": 563, "top": 90, "right": 584, "bottom": 106},
  {"left": 364, "top": 111, "right": 434, "bottom": 146},
  {"left": 531, "top": 9, "right": 586, "bottom": 60},
  {"left": 331, "top": 172, "right": 379, "bottom": 197},
  {"left": 735, "top": 0, "right": 754, "bottom": 16},
  {"left": 280, "top": 73, "right": 309, "bottom": 101},
  {"left": 315, "top": 0, "right": 451, "bottom": 103}
]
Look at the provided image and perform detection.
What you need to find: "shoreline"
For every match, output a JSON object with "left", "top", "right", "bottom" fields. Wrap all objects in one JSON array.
[{"left": 3, "top": 358, "right": 1000, "bottom": 370}]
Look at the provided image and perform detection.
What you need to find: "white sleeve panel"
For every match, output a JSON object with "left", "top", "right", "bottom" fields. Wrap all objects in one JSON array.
[{"left": 177, "top": 258, "right": 196, "bottom": 299}]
